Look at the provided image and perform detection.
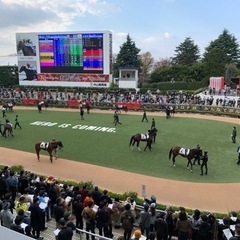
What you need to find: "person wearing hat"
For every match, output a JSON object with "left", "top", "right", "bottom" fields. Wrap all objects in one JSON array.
[
  {"left": 0, "top": 201, "right": 14, "bottom": 228},
  {"left": 200, "top": 151, "right": 208, "bottom": 176},
  {"left": 144, "top": 195, "right": 156, "bottom": 206}
]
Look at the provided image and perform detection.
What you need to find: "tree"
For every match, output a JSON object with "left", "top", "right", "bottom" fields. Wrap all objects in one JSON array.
[
  {"left": 172, "top": 37, "right": 200, "bottom": 65},
  {"left": 203, "top": 48, "right": 228, "bottom": 78},
  {"left": 139, "top": 52, "right": 154, "bottom": 82},
  {"left": 113, "top": 34, "right": 141, "bottom": 77},
  {"left": 203, "top": 29, "right": 240, "bottom": 64}
]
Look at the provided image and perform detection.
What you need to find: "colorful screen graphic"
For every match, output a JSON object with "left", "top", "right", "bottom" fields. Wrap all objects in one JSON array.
[{"left": 39, "top": 33, "right": 103, "bottom": 73}]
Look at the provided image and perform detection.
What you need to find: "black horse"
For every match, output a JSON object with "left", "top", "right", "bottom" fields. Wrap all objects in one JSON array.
[
  {"left": 19, "top": 66, "right": 37, "bottom": 80},
  {"left": 17, "top": 41, "right": 36, "bottom": 56},
  {"left": 129, "top": 128, "right": 158, "bottom": 152},
  {"left": 2, "top": 123, "right": 14, "bottom": 138},
  {"left": 169, "top": 146, "right": 202, "bottom": 171}
]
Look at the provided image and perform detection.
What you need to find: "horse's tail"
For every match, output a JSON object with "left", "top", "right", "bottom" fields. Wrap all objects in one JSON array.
[
  {"left": 129, "top": 136, "right": 134, "bottom": 146},
  {"left": 169, "top": 147, "right": 173, "bottom": 160}
]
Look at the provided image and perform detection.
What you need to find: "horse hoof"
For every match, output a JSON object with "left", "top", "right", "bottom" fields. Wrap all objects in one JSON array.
[{"left": 173, "top": 165, "right": 176, "bottom": 167}]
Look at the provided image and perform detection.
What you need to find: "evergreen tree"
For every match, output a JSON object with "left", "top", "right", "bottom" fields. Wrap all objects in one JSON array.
[
  {"left": 172, "top": 37, "right": 200, "bottom": 65},
  {"left": 203, "top": 29, "right": 240, "bottom": 64},
  {"left": 113, "top": 34, "right": 141, "bottom": 77}
]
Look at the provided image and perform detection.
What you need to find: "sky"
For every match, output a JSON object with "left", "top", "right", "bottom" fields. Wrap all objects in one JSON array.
[{"left": 1, "top": 0, "right": 240, "bottom": 60}]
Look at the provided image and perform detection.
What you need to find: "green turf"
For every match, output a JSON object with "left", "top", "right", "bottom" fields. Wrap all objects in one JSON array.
[{"left": 0, "top": 109, "right": 239, "bottom": 183}]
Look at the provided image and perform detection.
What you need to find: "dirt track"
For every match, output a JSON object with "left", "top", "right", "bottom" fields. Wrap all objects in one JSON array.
[{"left": 1, "top": 107, "right": 239, "bottom": 214}]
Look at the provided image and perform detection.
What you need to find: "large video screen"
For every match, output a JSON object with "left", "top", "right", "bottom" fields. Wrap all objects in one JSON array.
[{"left": 39, "top": 33, "right": 103, "bottom": 74}]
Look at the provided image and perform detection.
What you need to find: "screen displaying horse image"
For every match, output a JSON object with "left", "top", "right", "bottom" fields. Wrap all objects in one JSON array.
[
  {"left": 17, "top": 40, "right": 36, "bottom": 56},
  {"left": 19, "top": 63, "right": 37, "bottom": 81}
]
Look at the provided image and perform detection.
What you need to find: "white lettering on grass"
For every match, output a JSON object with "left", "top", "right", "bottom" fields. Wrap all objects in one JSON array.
[
  {"left": 58, "top": 124, "right": 72, "bottom": 128},
  {"left": 30, "top": 121, "right": 58, "bottom": 126}
]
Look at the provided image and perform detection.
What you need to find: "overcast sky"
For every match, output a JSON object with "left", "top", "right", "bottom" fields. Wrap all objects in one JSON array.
[{"left": 1, "top": 0, "right": 240, "bottom": 60}]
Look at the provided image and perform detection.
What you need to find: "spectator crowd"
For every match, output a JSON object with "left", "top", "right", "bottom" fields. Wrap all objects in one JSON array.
[{"left": 0, "top": 166, "right": 239, "bottom": 240}]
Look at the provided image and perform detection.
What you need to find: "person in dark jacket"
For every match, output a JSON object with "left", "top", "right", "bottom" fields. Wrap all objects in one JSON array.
[
  {"left": 142, "top": 110, "right": 148, "bottom": 122},
  {"left": 58, "top": 218, "right": 73, "bottom": 240},
  {"left": 53, "top": 197, "right": 65, "bottom": 228},
  {"left": 200, "top": 151, "right": 208, "bottom": 176},
  {"left": 154, "top": 212, "right": 168, "bottom": 240},
  {"left": 96, "top": 201, "right": 109, "bottom": 237},
  {"left": 72, "top": 194, "right": 84, "bottom": 233},
  {"left": 28, "top": 197, "right": 42, "bottom": 239},
  {"left": 232, "top": 126, "right": 237, "bottom": 143}
]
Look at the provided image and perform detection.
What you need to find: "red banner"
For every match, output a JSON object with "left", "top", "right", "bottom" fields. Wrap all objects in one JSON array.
[
  {"left": 37, "top": 73, "right": 109, "bottom": 82},
  {"left": 116, "top": 102, "right": 142, "bottom": 110},
  {"left": 22, "top": 99, "right": 38, "bottom": 105}
]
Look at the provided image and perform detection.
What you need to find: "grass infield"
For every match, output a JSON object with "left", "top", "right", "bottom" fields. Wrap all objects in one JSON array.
[{"left": 0, "top": 109, "right": 238, "bottom": 183}]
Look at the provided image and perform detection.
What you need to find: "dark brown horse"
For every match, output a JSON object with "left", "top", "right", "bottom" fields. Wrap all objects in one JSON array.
[
  {"left": 129, "top": 128, "right": 158, "bottom": 152},
  {"left": 2, "top": 123, "right": 14, "bottom": 138},
  {"left": 35, "top": 141, "right": 63, "bottom": 163},
  {"left": 169, "top": 146, "right": 202, "bottom": 171},
  {"left": 17, "top": 41, "right": 36, "bottom": 56}
]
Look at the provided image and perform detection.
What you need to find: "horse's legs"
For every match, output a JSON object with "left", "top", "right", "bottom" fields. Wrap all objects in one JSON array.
[
  {"left": 36, "top": 149, "right": 40, "bottom": 161},
  {"left": 48, "top": 151, "right": 53, "bottom": 163},
  {"left": 137, "top": 141, "right": 141, "bottom": 152},
  {"left": 173, "top": 156, "right": 176, "bottom": 167},
  {"left": 54, "top": 149, "right": 58, "bottom": 159},
  {"left": 131, "top": 140, "right": 135, "bottom": 151}
]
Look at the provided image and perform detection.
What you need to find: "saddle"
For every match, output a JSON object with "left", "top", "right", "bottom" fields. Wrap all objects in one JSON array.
[
  {"left": 179, "top": 148, "right": 190, "bottom": 156},
  {"left": 40, "top": 142, "right": 49, "bottom": 149},
  {"left": 140, "top": 133, "right": 149, "bottom": 140}
]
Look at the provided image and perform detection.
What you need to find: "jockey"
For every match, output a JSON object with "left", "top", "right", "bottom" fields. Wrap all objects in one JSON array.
[{"left": 5, "top": 119, "right": 13, "bottom": 127}]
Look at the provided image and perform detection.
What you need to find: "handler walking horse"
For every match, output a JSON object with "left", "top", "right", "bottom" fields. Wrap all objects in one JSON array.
[
  {"left": 35, "top": 141, "right": 63, "bottom": 163},
  {"left": 169, "top": 146, "right": 202, "bottom": 171},
  {"left": 129, "top": 128, "right": 158, "bottom": 152}
]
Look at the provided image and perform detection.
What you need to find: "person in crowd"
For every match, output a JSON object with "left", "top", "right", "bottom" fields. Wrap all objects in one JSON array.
[
  {"left": 15, "top": 195, "right": 29, "bottom": 214},
  {"left": 176, "top": 211, "right": 191, "bottom": 240},
  {"left": 57, "top": 217, "right": 73, "bottom": 240},
  {"left": 232, "top": 126, "right": 237, "bottom": 143},
  {"left": 100, "top": 189, "right": 111, "bottom": 204},
  {"left": 0, "top": 170, "right": 7, "bottom": 199},
  {"left": 53, "top": 197, "right": 66, "bottom": 228},
  {"left": 133, "top": 229, "right": 142, "bottom": 240},
  {"left": 189, "top": 209, "right": 202, "bottom": 240},
  {"left": 144, "top": 195, "right": 157, "bottom": 206},
  {"left": 104, "top": 199, "right": 114, "bottom": 238},
  {"left": 83, "top": 192, "right": 94, "bottom": 208},
  {"left": 6, "top": 170, "right": 18, "bottom": 201},
  {"left": 200, "top": 151, "right": 208, "bottom": 176},
  {"left": 14, "top": 114, "right": 22, "bottom": 129},
  {"left": 10, "top": 215, "right": 24, "bottom": 234},
  {"left": 28, "top": 196, "right": 43, "bottom": 239},
  {"left": 64, "top": 211, "right": 76, "bottom": 231},
  {"left": 149, "top": 203, "right": 157, "bottom": 232},
  {"left": 139, "top": 204, "right": 151, "bottom": 239},
  {"left": 79, "top": 185, "right": 89, "bottom": 203},
  {"left": 91, "top": 186, "right": 102, "bottom": 206},
  {"left": 229, "top": 211, "right": 240, "bottom": 225},
  {"left": 142, "top": 110, "right": 148, "bottom": 122},
  {"left": 230, "top": 223, "right": 240, "bottom": 240},
  {"left": 112, "top": 197, "right": 124, "bottom": 229},
  {"left": 0, "top": 201, "right": 14, "bottom": 228},
  {"left": 96, "top": 201, "right": 109, "bottom": 237},
  {"left": 82, "top": 201, "right": 96, "bottom": 240},
  {"left": 72, "top": 194, "right": 84, "bottom": 233},
  {"left": 120, "top": 203, "right": 135, "bottom": 240},
  {"left": 154, "top": 212, "right": 168, "bottom": 240}
]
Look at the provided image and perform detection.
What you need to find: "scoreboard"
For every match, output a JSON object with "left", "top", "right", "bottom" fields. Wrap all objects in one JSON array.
[
  {"left": 16, "top": 31, "right": 112, "bottom": 87},
  {"left": 39, "top": 33, "right": 103, "bottom": 73}
]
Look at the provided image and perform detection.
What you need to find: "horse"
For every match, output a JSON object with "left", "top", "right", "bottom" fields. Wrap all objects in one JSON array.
[
  {"left": 19, "top": 66, "right": 37, "bottom": 80},
  {"left": 129, "top": 128, "right": 158, "bottom": 152},
  {"left": 2, "top": 123, "right": 14, "bottom": 138},
  {"left": 35, "top": 141, "right": 63, "bottom": 163},
  {"left": 17, "top": 41, "right": 36, "bottom": 56},
  {"left": 169, "top": 146, "right": 202, "bottom": 171}
]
